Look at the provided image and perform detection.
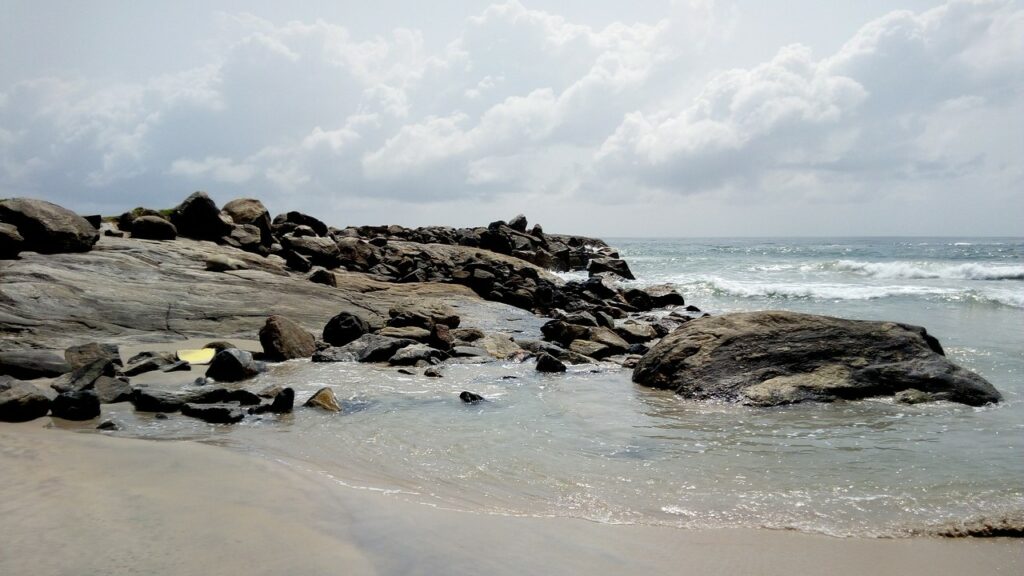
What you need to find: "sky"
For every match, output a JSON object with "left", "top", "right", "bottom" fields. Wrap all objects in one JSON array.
[{"left": 1, "top": 0, "right": 1021, "bottom": 236}]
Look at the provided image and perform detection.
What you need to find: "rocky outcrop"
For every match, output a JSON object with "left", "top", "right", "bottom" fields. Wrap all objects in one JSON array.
[
  {"left": 0, "top": 376, "right": 51, "bottom": 422},
  {"left": 0, "top": 198, "right": 98, "bottom": 254},
  {"left": 170, "top": 191, "right": 231, "bottom": 241},
  {"left": 222, "top": 198, "right": 272, "bottom": 246},
  {"left": 0, "top": 350, "right": 72, "bottom": 379},
  {"left": 0, "top": 222, "right": 24, "bottom": 259},
  {"left": 632, "top": 311, "right": 1002, "bottom": 407},
  {"left": 259, "top": 315, "right": 316, "bottom": 361}
]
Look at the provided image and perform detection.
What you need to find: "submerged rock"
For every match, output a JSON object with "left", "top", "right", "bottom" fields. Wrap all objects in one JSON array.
[
  {"left": 632, "top": 311, "right": 1002, "bottom": 407},
  {"left": 459, "top": 391, "right": 485, "bottom": 404},
  {"left": 181, "top": 402, "right": 246, "bottom": 424},
  {"left": 535, "top": 352, "right": 567, "bottom": 373}
]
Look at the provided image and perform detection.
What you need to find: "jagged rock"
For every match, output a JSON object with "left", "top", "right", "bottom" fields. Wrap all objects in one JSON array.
[
  {"left": 121, "top": 356, "right": 171, "bottom": 377},
  {"left": 0, "top": 350, "right": 72, "bottom": 379},
  {"left": 181, "top": 402, "right": 246, "bottom": 424},
  {"left": 304, "top": 387, "right": 341, "bottom": 412},
  {"left": 459, "top": 391, "right": 485, "bottom": 404},
  {"left": 323, "top": 312, "right": 371, "bottom": 347},
  {"left": 387, "top": 303, "right": 460, "bottom": 329},
  {"left": 130, "top": 216, "right": 177, "bottom": 240},
  {"left": 0, "top": 198, "right": 98, "bottom": 254},
  {"left": 259, "top": 315, "right": 316, "bottom": 361},
  {"left": 93, "top": 376, "right": 132, "bottom": 403},
  {"left": 130, "top": 388, "right": 190, "bottom": 412},
  {"left": 223, "top": 224, "right": 263, "bottom": 252},
  {"left": 516, "top": 339, "right": 593, "bottom": 364},
  {"left": 569, "top": 339, "right": 610, "bottom": 359},
  {"left": 632, "top": 311, "right": 1003, "bottom": 407},
  {"left": 615, "top": 322, "right": 658, "bottom": 344},
  {"left": 586, "top": 258, "right": 635, "bottom": 280},
  {"left": 644, "top": 284, "right": 686, "bottom": 307},
  {"left": 0, "top": 222, "right": 24, "bottom": 259},
  {"left": 378, "top": 326, "right": 432, "bottom": 341},
  {"left": 586, "top": 327, "right": 630, "bottom": 354},
  {"left": 273, "top": 211, "right": 328, "bottom": 237},
  {"left": 541, "top": 320, "right": 590, "bottom": 347},
  {"left": 0, "top": 377, "right": 51, "bottom": 422},
  {"left": 508, "top": 214, "right": 528, "bottom": 232},
  {"left": 205, "top": 349, "right": 264, "bottom": 382},
  {"left": 389, "top": 344, "right": 448, "bottom": 366},
  {"left": 312, "top": 334, "right": 415, "bottom": 363},
  {"left": 479, "top": 333, "right": 523, "bottom": 359},
  {"left": 160, "top": 360, "right": 190, "bottom": 373},
  {"left": 51, "top": 357, "right": 117, "bottom": 393},
  {"left": 50, "top": 390, "right": 100, "bottom": 420},
  {"left": 535, "top": 353, "right": 567, "bottom": 373},
  {"left": 170, "top": 191, "right": 230, "bottom": 241},
  {"left": 282, "top": 235, "right": 340, "bottom": 268},
  {"left": 64, "top": 343, "right": 121, "bottom": 370}
]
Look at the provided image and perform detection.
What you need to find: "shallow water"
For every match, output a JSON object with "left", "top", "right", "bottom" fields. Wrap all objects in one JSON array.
[{"left": 92, "top": 237, "right": 1024, "bottom": 537}]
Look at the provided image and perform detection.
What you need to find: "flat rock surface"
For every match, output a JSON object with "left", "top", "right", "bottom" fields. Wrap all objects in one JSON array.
[
  {"left": 0, "top": 235, "right": 487, "bottom": 350},
  {"left": 632, "top": 310, "right": 1002, "bottom": 407}
]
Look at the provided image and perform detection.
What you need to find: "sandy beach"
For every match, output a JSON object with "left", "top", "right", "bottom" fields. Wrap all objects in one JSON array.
[{"left": 1, "top": 422, "right": 1019, "bottom": 576}]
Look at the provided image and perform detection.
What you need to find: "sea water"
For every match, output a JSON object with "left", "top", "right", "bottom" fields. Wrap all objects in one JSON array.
[{"left": 99, "top": 237, "right": 1024, "bottom": 537}]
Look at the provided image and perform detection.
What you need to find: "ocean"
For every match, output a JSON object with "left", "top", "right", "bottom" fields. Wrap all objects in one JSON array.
[{"left": 102, "top": 237, "right": 1024, "bottom": 537}]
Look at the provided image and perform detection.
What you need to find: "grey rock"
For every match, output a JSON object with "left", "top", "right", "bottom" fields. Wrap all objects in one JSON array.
[
  {"left": 389, "top": 344, "right": 448, "bottom": 366},
  {"left": 312, "top": 334, "right": 415, "bottom": 363},
  {"left": 0, "top": 222, "right": 24, "bottom": 259},
  {"left": 205, "top": 349, "right": 264, "bottom": 382},
  {"left": 181, "top": 402, "right": 246, "bottom": 424},
  {"left": 259, "top": 315, "right": 316, "bottom": 361},
  {"left": 52, "top": 357, "right": 116, "bottom": 393},
  {"left": 322, "top": 312, "right": 371, "bottom": 347},
  {"left": 586, "top": 257, "right": 635, "bottom": 280},
  {"left": 96, "top": 419, "right": 120, "bottom": 430},
  {"left": 65, "top": 342, "right": 121, "bottom": 370},
  {"left": 0, "top": 198, "right": 98, "bottom": 254},
  {"left": 94, "top": 376, "right": 132, "bottom": 403},
  {"left": 222, "top": 198, "right": 272, "bottom": 246},
  {"left": 535, "top": 352, "right": 567, "bottom": 373},
  {"left": 130, "top": 216, "right": 177, "bottom": 240},
  {"left": 0, "top": 350, "right": 72, "bottom": 379},
  {"left": 459, "top": 391, "right": 485, "bottom": 404},
  {"left": 632, "top": 311, "right": 1002, "bottom": 407},
  {"left": 0, "top": 376, "right": 51, "bottom": 422}
]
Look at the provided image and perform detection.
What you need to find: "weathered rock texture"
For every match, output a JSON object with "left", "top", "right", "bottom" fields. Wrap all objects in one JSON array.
[
  {"left": 0, "top": 198, "right": 98, "bottom": 254},
  {"left": 632, "top": 311, "right": 1001, "bottom": 407}
]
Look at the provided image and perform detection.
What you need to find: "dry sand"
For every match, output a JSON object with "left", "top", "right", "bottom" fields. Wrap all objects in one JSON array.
[{"left": 0, "top": 422, "right": 1020, "bottom": 576}]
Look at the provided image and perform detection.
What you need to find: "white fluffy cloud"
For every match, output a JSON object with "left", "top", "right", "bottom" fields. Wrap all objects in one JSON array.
[{"left": 0, "top": 0, "right": 1021, "bottom": 234}]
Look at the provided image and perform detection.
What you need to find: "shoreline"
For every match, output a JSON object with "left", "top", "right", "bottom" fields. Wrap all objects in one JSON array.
[{"left": 1, "top": 422, "right": 1020, "bottom": 576}]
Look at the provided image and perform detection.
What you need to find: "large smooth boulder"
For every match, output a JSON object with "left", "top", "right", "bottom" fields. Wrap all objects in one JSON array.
[
  {"left": 0, "top": 377, "right": 51, "bottom": 422},
  {"left": 170, "top": 191, "right": 230, "bottom": 241},
  {"left": 632, "top": 311, "right": 1002, "bottom": 407},
  {"left": 322, "top": 312, "right": 371, "bottom": 347},
  {"left": 0, "top": 350, "right": 71, "bottom": 379},
  {"left": 0, "top": 222, "right": 24, "bottom": 259},
  {"left": 0, "top": 198, "right": 98, "bottom": 254},
  {"left": 205, "top": 349, "right": 264, "bottom": 382},
  {"left": 130, "top": 216, "right": 177, "bottom": 240},
  {"left": 222, "top": 198, "right": 272, "bottom": 245},
  {"left": 259, "top": 315, "right": 316, "bottom": 361}
]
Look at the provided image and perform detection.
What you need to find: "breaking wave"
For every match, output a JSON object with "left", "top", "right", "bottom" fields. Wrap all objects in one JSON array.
[{"left": 827, "top": 260, "right": 1024, "bottom": 281}]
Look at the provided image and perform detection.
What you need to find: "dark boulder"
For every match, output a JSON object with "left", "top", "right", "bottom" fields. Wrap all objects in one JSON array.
[
  {"left": 116, "top": 207, "right": 163, "bottom": 232},
  {"left": 535, "top": 353, "right": 567, "bottom": 373},
  {"left": 508, "top": 214, "right": 528, "bottom": 232},
  {"left": 0, "top": 222, "right": 24, "bottom": 259},
  {"left": 281, "top": 235, "right": 341, "bottom": 268},
  {"left": 94, "top": 376, "right": 132, "bottom": 403},
  {"left": 309, "top": 267, "right": 337, "bottom": 287},
  {"left": 0, "top": 350, "right": 72, "bottom": 379},
  {"left": 459, "top": 391, "right": 485, "bottom": 404},
  {"left": 64, "top": 343, "right": 121, "bottom": 370},
  {"left": 181, "top": 402, "right": 246, "bottom": 424},
  {"left": 586, "top": 258, "right": 635, "bottom": 280},
  {"left": 322, "top": 312, "right": 371, "bottom": 347},
  {"left": 205, "top": 349, "right": 264, "bottom": 382},
  {"left": 644, "top": 284, "right": 686, "bottom": 308},
  {"left": 632, "top": 311, "right": 1003, "bottom": 407},
  {"left": 50, "top": 390, "right": 100, "bottom": 420},
  {"left": 0, "top": 377, "right": 51, "bottom": 422},
  {"left": 389, "top": 344, "right": 448, "bottom": 366},
  {"left": 0, "top": 198, "right": 98, "bottom": 254},
  {"left": 51, "top": 357, "right": 116, "bottom": 393},
  {"left": 312, "top": 334, "right": 415, "bottom": 363},
  {"left": 259, "top": 315, "right": 316, "bottom": 361},
  {"left": 130, "top": 215, "right": 177, "bottom": 240},
  {"left": 273, "top": 211, "right": 328, "bottom": 237},
  {"left": 169, "top": 191, "right": 231, "bottom": 241},
  {"left": 222, "top": 224, "right": 264, "bottom": 253},
  {"left": 222, "top": 198, "right": 272, "bottom": 245}
]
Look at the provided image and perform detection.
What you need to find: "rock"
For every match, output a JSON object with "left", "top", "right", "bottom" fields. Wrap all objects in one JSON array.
[
  {"left": 388, "top": 303, "right": 460, "bottom": 329},
  {"left": 586, "top": 258, "right": 635, "bottom": 280},
  {"left": 424, "top": 367, "right": 444, "bottom": 378},
  {"left": 181, "top": 402, "right": 246, "bottom": 424},
  {"left": 895, "top": 389, "right": 939, "bottom": 404},
  {"left": 322, "top": 312, "right": 371, "bottom": 347},
  {"left": 0, "top": 198, "right": 98, "bottom": 254},
  {"left": 627, "top": 343, "right": 650, "bottom": 356},
  {"left": 586, "top": 327, "right": 629, "bottom": 355},
  {"left": 569, "top": 339, "right": 610, "bottom": 359},
  {"left": 52, "top": 357, "right": 116, "bottom": 393},
  {"left": 50, "top": 390, "right": 100, "bottom": 420},
  {"left": 204, "top": 341, "right": 237, "bottom": 352},
  {"left": 508, "top": 214, "right": 528, "bottom": 232},
  {"left": 222, "top": 198, "right": 272, "bottom": 245},
  {"left": 0, "top": 350, "right": 72, "bottom": 379},
  {"left": 154, "top": 412, "right": 168, "bottom": 420},
  {"left": 540, "top": 320, "right": 590, "bottom": 347},
  {"left": 273, "top": 211, "right": 328, "bottom": 237},
  {"left": 622, "top": 289, "right": 653, "bottom": 311},
  {"left": 535, "top": 353, "right": 567, "bottom": 373},
  {"left": 378, "top": 326, "right": 432, "bottom": 342},
  {"left": 615, "top": 322, "right": 658, "bottom": 344},
  {"left": 130, "top": 215, "right": 177, "bottom": 240},
  {"left": 516, "top": 339, "right": 593, "bottom": 364},
  {"left": 223, "top": 224, "right": 264, "bottom": 252},
  {"left": 312, "top": 334, "right": 415, "bottom": 363},
  {"left": 0, "top": 377, "right": 51, "bottom": 422},
  {"left": 269, "top": 387, "right": 295, "bottom": 413},
  {"left": 309, "top": 267, "right": 337, "bottom": 287},
  {"left": 632, "top": 311, "right": 1003, "bottom": 407},
  {"left": 205, "top": 349, "right": 264, "bottom": 382},
  {"left": 459, "top": 391, "right": 485, "bottom": 404},
  {"left": 121, "top": 356, "right": 172, "bottom": 377},
  {"left": 64, "top": 343, "right": 121, "bottom": 370},
  {"left": 304, "top": 387, "right": 341, "bottom": 412},
  {"left": 429, "top": 323, "right": 454, "bottom": 351},
  {"left": 205, "top": 254, "right": 248, "bottom": 272},
  {"left": 104, "top": 229, "right": 125, "bottom": 238},
  {"left": 160, "top": 360, "right": 190, "bottom": 373},
  {"left": 169, "top": 191, "right": 230, "bottom": 241},
  {"left": 96, "top": 419, "right": 120, "bottom": 431},
  {"left": 93, "top": 376, "right": 132, "bottom": 403},
  {"left": 451, "top": 328, "right": 485, "bottom": 343},
  {"left": 0, "top": 222, "right": 24, "bottom": 259},
  {"left": 479, "top": 333, "right": 523, "bottom": 359},
  {"left": 282, "top": 235, "right": 340, "bottom": 268},
  {"left": 259, "top": 315, "right": 316, "bottom": 361},
  {"left": 644, "top": 284, "right": 686, "bottom": 308},
  {"left": 257, "top": 384, "right": 285, "bottom": 398},
  {"left": 389, "top": 344, "right": 448, "bottom": 366},
  {"left": 130, "top": 388, "right": 190, "bottom": 412},
  {"left": 450, "top": 346, "right": 491, "bottom": 358}
]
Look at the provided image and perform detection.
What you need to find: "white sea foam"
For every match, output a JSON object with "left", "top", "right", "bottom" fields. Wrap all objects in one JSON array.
[{"left": 829, "top": 260, "right": 1024, "bottom": 281}]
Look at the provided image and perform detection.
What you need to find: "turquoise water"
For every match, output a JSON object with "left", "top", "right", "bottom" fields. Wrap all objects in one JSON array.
[{"left": 98, "top": 237, "right": 1024, "bottom": 537}]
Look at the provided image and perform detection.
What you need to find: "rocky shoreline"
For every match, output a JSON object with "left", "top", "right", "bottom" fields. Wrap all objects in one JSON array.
[{"left": 0, "top": 193, "right": 1003, "bottom": 429}]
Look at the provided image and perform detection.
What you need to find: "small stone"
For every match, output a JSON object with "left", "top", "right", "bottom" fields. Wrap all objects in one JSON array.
[
  {"left": 535, "top": 353, "right": 567, "bottom": 373},
  {"left": 304, "top": 387, "right": 341, "bottom": 412},
  {"left": 424, "top": 367, "right": 444, "bottom": 378},
  {"left": 96, "top": 420, "right": 120, "bottom": 431}
]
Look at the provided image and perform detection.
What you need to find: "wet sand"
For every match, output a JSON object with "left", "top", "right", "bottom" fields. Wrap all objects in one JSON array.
[{"left": 0, "top": 423, "right": 1019, "bottom": 576}]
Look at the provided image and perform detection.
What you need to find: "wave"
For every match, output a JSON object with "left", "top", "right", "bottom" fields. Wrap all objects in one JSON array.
[
  {"left": 684, "top": 277, "right": 1024, "bottom": 308},
  {"left": 827, "top": 260, "right": 1024, "bottom": 281}
]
